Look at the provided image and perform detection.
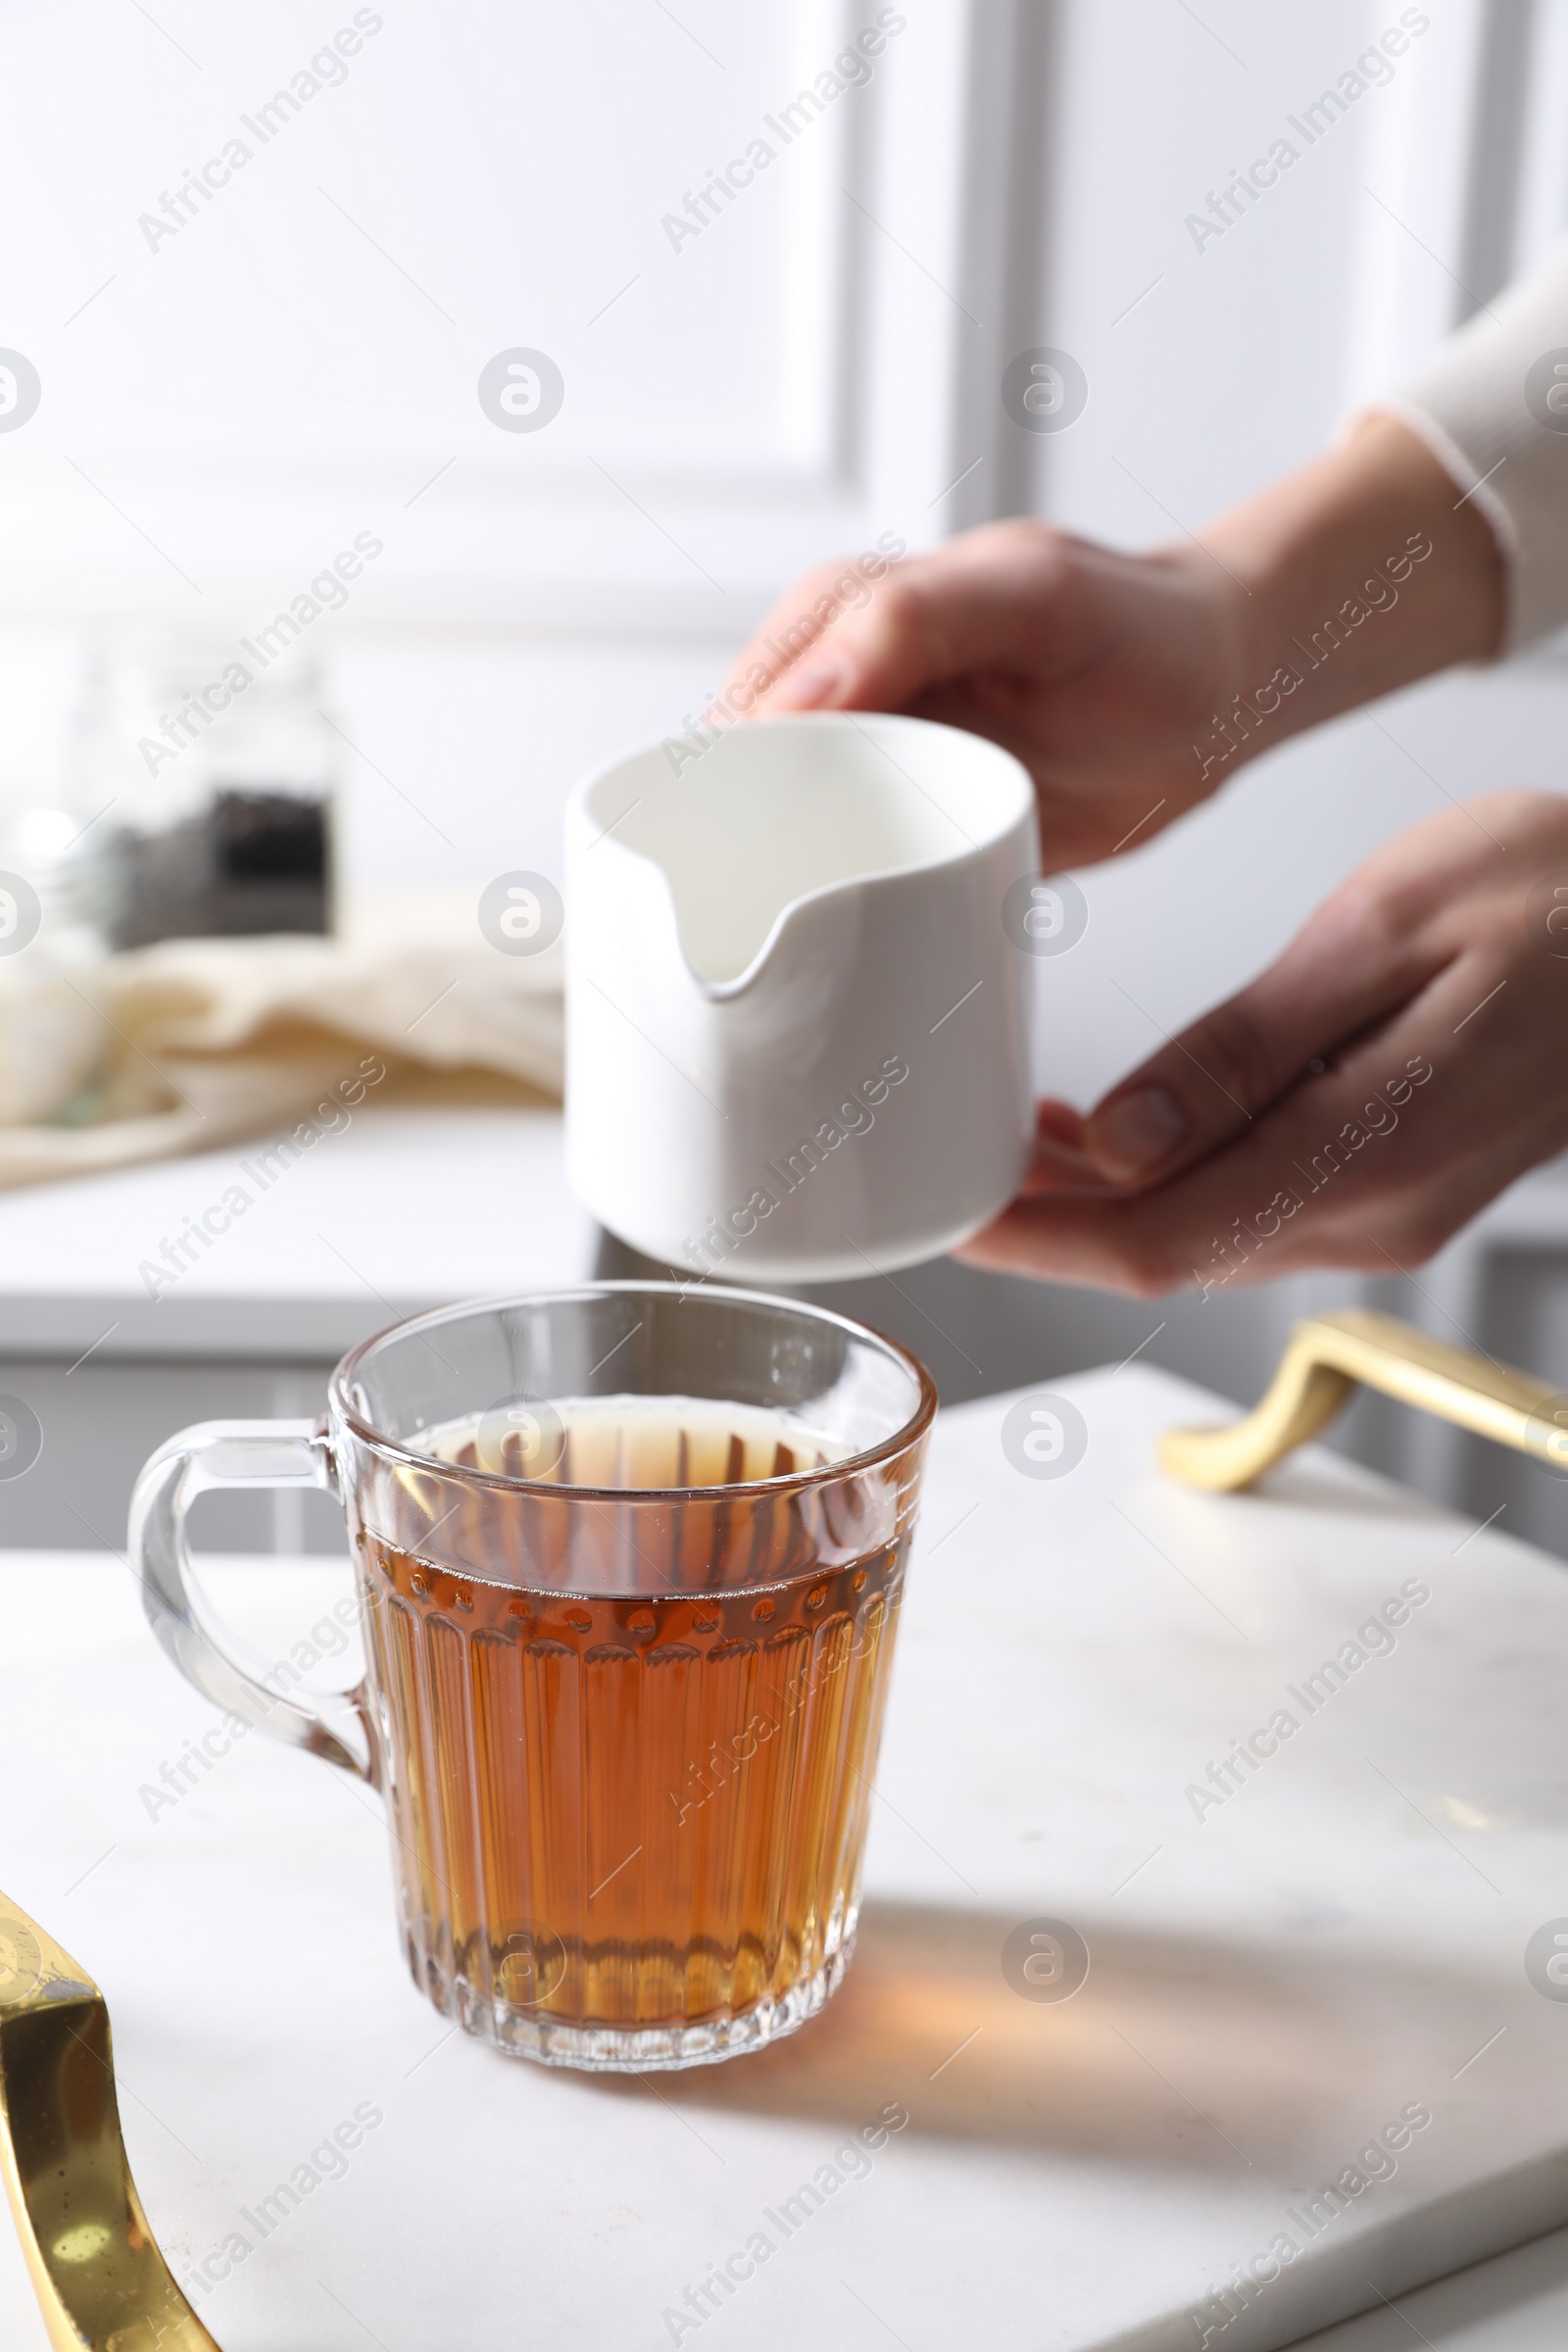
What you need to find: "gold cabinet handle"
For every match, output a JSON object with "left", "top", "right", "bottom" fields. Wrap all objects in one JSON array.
[
  {"left": 1160, "top": 1306, "right": 1566, "bottom": 1493},
  {"left": 0, "top": 1890, "right": 220, "bottom": 2351}
]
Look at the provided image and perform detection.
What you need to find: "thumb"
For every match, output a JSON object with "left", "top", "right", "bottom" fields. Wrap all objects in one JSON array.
[{"left": 1081, "top": 895, "right": 1431, "bottom": 1184}]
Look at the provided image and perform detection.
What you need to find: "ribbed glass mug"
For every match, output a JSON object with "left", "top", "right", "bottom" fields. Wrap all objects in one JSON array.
[{"left": 129, "top": 1285, "right": 934, "bottom": 2071}]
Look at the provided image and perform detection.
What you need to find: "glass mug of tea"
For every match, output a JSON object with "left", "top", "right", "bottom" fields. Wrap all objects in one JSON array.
[{"left": 129, "top": 1285, "right": 935, "bottom": 2071}]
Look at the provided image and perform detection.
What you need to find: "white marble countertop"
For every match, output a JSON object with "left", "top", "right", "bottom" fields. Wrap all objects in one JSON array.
[
  {"left": 0, "top": 1103, "right": 597, "bottom": 1357},
  {"left": 2, "top": 1108, "right": 1564, "bottom": 1370},
  {"left": 1298, "top": 2229, "right": 1568, "bottom": 2349},
  {"left": 5, "top": 1364, "right": 1568, "bottom": 2350}
]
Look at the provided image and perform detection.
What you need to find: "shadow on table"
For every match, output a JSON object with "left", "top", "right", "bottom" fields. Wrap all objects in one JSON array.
[
  {"left": 1242, "top": 1459, "right": 1459, "bottom": 1524},
  {"left": 584, "top": 1898, "right": 1539, "bottom": 2176}
]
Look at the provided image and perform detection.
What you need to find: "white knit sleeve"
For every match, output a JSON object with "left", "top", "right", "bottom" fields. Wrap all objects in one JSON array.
[{"left": 1374, "top": 234, "right": 1568, "bottom": 652}]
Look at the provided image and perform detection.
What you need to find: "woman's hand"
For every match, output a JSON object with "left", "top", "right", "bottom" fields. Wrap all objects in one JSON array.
[
  {"left": 717, "top": 417, "right": 1503, "bottom": 874},
  {"left": 957, "top": 794, "right": 1568, "bottom": 1297},
  {"left": 717, "top": 518, "right": 1247, "bottom": 871}
]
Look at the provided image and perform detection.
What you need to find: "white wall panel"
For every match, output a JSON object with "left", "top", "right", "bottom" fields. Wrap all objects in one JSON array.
[{"left": 0, "top": 0, "right": 948, "bottom": 620}]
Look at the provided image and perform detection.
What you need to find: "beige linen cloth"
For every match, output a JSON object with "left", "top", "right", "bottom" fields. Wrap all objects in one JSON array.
[{"left": 0, "top": 932, "right": 563, "bottom": 1189}]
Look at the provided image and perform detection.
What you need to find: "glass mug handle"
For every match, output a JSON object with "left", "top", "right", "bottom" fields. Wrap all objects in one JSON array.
[{"left": 128, "top": 1418, "right": 376, "bottom": 1784}]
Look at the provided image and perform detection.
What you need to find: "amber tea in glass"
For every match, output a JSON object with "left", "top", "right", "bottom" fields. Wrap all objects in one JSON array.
[{"left": 131, "top": 1286, "right": 934, "bottom": 2070}]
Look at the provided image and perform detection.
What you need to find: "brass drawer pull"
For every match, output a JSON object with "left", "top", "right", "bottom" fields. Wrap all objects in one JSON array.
[
  {"left": 0, "top": 1890, "right": 219, "bottom": 2351},
  {"left": 1160, "top": 1307, "right": 1566, "bottom": 1493}
]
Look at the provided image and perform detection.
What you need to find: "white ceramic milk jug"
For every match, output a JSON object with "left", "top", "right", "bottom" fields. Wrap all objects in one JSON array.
[{"left": 564, "top": 711, "right": 1040, "bottom": 1282}]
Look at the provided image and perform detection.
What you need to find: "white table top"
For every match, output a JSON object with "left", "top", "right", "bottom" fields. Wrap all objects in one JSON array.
[
  {"left": 2, "top": 1104, "right": 1565, "bottom": 1367},
  {"left": 0, "top": 1103, "right": 597, "bottom": 1357},
  {"left": 5, "top": 1363, "right": 1568, "bottom": 2351},
  {"left": 1299, "top": 2230, "right": 1568, "bottom": 2349}
]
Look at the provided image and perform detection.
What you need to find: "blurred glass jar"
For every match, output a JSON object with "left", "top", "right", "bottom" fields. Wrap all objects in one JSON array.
[
  {"left": 82, "top": 636, "right": 336, "bottom": 949},
  {"left": 0, "top": 805, "right": 116, "bottom": 1124}
]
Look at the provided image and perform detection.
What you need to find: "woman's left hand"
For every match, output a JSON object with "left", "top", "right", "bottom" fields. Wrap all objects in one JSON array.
[{"left": 958, "top": 793, "right": 1568, "bottom": 1297}]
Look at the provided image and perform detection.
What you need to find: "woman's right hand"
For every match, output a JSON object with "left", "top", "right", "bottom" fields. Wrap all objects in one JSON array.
[
  {"left": 715, "top": 417, "right": 1503, "bottom": 873},
  {"left": 716, "top": 517, "right": 1248, "bottom": 870}
]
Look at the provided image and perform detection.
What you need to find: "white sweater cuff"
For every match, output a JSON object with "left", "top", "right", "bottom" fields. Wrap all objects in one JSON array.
[{"left": 1369, "top": 235, "right": 1568, "bottom": 653}]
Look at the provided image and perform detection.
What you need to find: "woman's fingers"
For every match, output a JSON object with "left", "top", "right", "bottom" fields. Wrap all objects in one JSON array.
[
  {"left": 1078, "top": 799, "right": 1538, "bottom": 1189},
  {"left": 958, "top": 948, "right": 1516, "bottom": 1297},
  {"left": 1015, "top": 1099, "right": 1126, "bottom": 1197},
  {"left": 716, "top": 522, "right": 1082, "bottom": 721},
  {"left": 958, "top": 796, "right": 1568, "bottom": 1297},
  {"left": 1080, "top": 878, "right": 1444, "bottom": 1186},
  {"left": 717, "top": 557, "right": 919, "bottom": 716},
  {"left": 710, "top": 517, "right": 1256, "bottom": 869}
]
